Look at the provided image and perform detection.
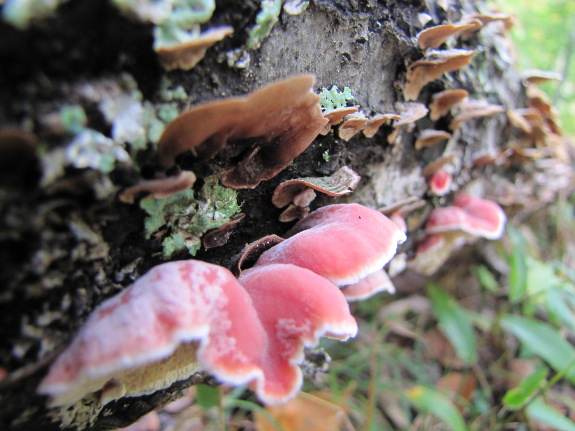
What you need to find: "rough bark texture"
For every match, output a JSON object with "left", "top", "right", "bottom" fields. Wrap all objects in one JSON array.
[{"left": 0, "top": 0, "right": 569, "bottom": 430}]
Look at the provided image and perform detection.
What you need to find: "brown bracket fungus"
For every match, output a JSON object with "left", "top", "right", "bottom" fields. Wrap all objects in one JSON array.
[
  {"left": 429, "top": 89, "right": 469, "bottom": 121},
  {"left": 416, "top": 22, "right": 482, "bottom": 50},
  {"left": 520, "top": 69, "right": 562, "bottom": 86},
  {"left": 403, "top": 49, "right": 476, "bottom": 101},
  {"left": 119, "top": 171, "right": 197, "bottom": 204},
  {"left": 155, "top": 26, "right": 234, "bottom": 71},
  {"left": 388, "top": 102, "right": 428, "bottom": 144},
  {"left": 157, "top": 75, "right": 328, "bottom": 189},
  {"left": 363, "top": 113, "right": 401, "bottom": 138},
  {"left": 449, "top": 100, "right": 504, "bottom": 131},
  {"left": 272, "top": 166, "right": 361, "bottom": 208},
  {"left": 415, "top": 129, "right": 452, "bottom": 149},
  {"left": 338, "top": 112, "right": 368, "bottom": 141},
  {"left": 320, "top": 106, "right": 359, "bottom": 135}
]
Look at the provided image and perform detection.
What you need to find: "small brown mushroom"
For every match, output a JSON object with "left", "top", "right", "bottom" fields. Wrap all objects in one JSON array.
[
  {"left": 520, "top": 70, "right": 562, "bottom": 86},
  {"left": 272, "top": 166, "right": 361, "bottom": 208},
  {"left": 279, "top": 204, "right": 311, "bottom": 223},
  {"left": 338, "top": 112, "right": 368, "bottom": 141},
  {"left": 202, "top": 213, "right": 245, "bottom": 249},
  {"left": 429, "top": 89, "right": 469, "bottom": 121},
  {"left": 155, "top": 27, "right": 234, "bottom": 71},
  {"left": 320, "top": 106, "right": 359, "bottom": 135},
  {"left": 388, "top": 102, "right": 428, "bottom": 144},
  {"left": 158, "top": 75, "right": 328, "bottom": 189},
  {"left": 119, "top": 171, "right": 197, "bottom": 204},
  {"left": 417, "top": 22, "right": 482, "bottom": 50},
  {"left": 403, "top": 49, "right": 476, "bottom": 101},
  {"left": 449, "top": 100, "right": 504, "bottom": 131},
  {"left": 415, "top": 129, "right": 452, "bottom": 149},
  {"left": 363, "top": 113, "right": 401, "bottom": 138},
  {"left": 506, "top": 109, "right": 533, "bottom": 134},
  {"left": 422, "top": 153, "right": 456, "bottom": 177}
]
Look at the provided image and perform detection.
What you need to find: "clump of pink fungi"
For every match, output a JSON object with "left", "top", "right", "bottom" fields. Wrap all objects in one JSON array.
[{"left": 38, "top": 204, "right": 406, "bottom": 408}]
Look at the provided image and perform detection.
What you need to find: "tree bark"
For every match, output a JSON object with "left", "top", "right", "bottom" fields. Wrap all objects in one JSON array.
[{"left": 0, "top": 0, "right": 569, "bottom": 430}]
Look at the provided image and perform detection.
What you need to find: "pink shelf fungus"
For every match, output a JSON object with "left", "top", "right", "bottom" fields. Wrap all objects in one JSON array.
[
  {"left": 252, "top": 203, "right": 407, "bottom": 288},
  {"left": 38, "top": 259, "right": 357, "bottom": 408},
  {"left": 410, "top": 194, "right": 506, "bottom": 275},
  {"left": 157, "top": 75, "right": 328, "bottom": 189},
  {"left": 427, "top": 168, "right": 452, "bottom": 196}
]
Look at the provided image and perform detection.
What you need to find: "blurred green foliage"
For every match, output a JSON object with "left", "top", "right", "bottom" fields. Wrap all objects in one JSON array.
[{"left": 497, "top": 0, "right": 575, "bottom": 135}]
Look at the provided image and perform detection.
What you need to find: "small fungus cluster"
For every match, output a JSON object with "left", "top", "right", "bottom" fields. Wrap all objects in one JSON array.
[{"left": 38, "top": 204, "right": 406, "bottom": 407}]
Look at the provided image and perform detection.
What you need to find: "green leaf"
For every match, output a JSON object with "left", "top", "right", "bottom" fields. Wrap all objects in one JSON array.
[
  {"left": 508, "top": 230, "right": 527, "bottom": 303},
  {"left": 501, "top": 315, "right": 575, "bottom": 384},
  {"left": 546, "top": 288, "right": 575, "bottom": 332},
  {"left": 428, "top": 284, "right": 477, "bottom": 365},
  {"left": 527, "top": 398, "right": 575, "bottom": 431},
  {"left": 475, "top": 265, "right": 499, "bottom": 292},
  {"left": 404, "top": 386, "right": 467, "bottom": 431},
  {"left": 196, "top": 384, "right": 221, "bottom": 410},
  {"left": 503, "top": 367, "right": 548, "bottom": 410}
]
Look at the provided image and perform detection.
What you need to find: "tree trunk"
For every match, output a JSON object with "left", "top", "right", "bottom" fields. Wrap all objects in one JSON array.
[{"left": 0, "top": 0, "right": 569, "bottom": 430}]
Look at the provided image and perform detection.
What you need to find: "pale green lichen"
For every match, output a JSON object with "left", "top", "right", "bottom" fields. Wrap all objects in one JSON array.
[
  {"left": 322, "top": 150, "right": 330, "bottom": 162},
  {"left": 65, "top": 129, "right": 130, "bottom": 173},
  {"left": 59, "top": 105, "right": 88, "bottom": 135},
  {"left": 140, "top": 176, "right": 241, "bottom": 257},
  {"left": 320, "top": 85, "right": 355, "bottom": 111},
  {"left": 2, "top": 0, "right": 69, "bottom": 29},
  {"left": 246, "top": 0, "right": 282, "bottom": 50},
  {"left": 152, "top": 0, "right": 216, "bottom": 49}
]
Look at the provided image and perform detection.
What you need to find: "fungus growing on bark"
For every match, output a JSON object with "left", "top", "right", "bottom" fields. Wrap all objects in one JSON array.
[
  {"left": 119, "top": 171, "right": 197, "bottom": 204},
  {"left": 155, "top": 26, "right": 234, "bottom": 71},
  {"left": 320, "top": 106, "right": 360, "bottom": 135},
  {"left": 427, "top": 168, "right": 452, "bottom": 196},
  {"left": 253, "top": 204, "right": 406, "bottom": 286},
  {"left": 422, "top": 153, "right": 456, "bottom": 178},
  {"left": 415, "top": 129, "right": 452, "bottom": 149},
  {"left": 202, "top": 213, "right": 246, "bottom": 249},
  {"left": 363, "top": 113, "right": 401, "bottom": 138},
  {"left": 388, "top": 102, "right": 428, "bottom": 144},
  {"left": 429, "top": 89, "right": 469, "bottom": 121},
  {"left": 416, "top": 22, "right": 481, "bottom": 50},
  {"left": 340, "top": 269, "right": 396, "bottom": 301},
  {"left": 410, "top": 195, "right": 506, "bottom": 275},
  {"left": 449, "top": 100, "right": 504, "bottom": 131},
  {"left": 403, "top": 49, "right": 476, "bottom": 101},
  {"left": 158, "top": 75, "right": 327, "bottom": 189},
  {"left": 338, "top": 112, "right": 368, "bottom": 141},
  {"left": 271, "top": 166, "right": 361, "bottom": 209},
  {"left": 520, "top": 70, "right": 562, "bottom": 86},
  {"left": 38, "top": 259, "right": 358, "bottom": 408},
  {"left": 37, "top": 260, "right": 267, "bottom": 407},
  {"left": 237, "top": 263, "right": 357, "bottom": 404},
  {"left": 425, "top": 194, "right": 506, "bottom": 240}
]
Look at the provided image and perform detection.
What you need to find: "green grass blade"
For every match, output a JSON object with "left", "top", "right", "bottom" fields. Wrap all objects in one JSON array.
[
  {"left": 503, "top": 367, "right": 548, "bottom": 410},
  {"left": 427, "top": 284, "right": 477, "bottom": 365},
  {"left": 404, "top": 386, "right": 467, "bottom": 431},
  {"left": 526, "top": 398, "right": 575, "bottom": 431}
]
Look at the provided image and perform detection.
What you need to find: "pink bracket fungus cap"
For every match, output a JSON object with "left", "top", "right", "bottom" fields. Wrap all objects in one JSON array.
[
  {"left": 253, "top": 203, "right": 407, "bottom": 286},
  {"left": 38, "top": 260, "right": 267, "bottom": 407},
  {"left": 340, "top": 269, "right": 396, "bottom": 302},
  {"left": 425, "top": 194, "right": 506, "bottom": 240},
  {"left": 428, "top": 168, "right": 452, "bottom": 196},
  {"left": 238, "top": 263, "right": 357, "bottom": 405}
]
